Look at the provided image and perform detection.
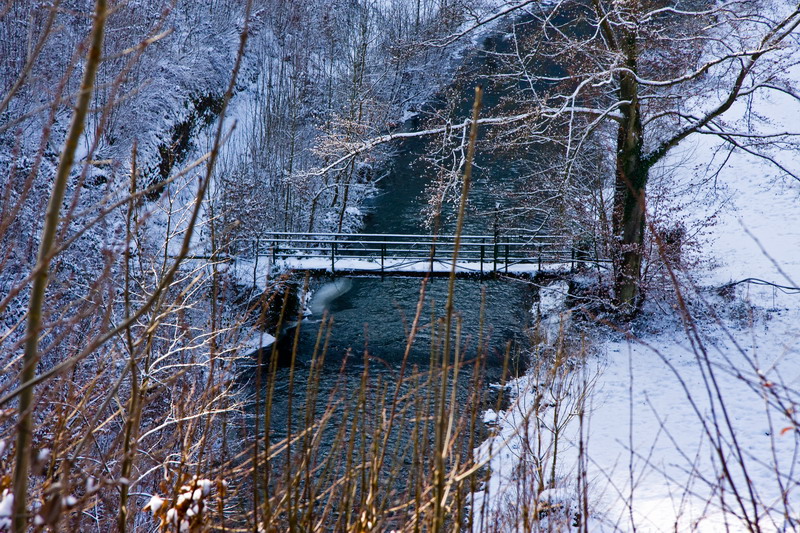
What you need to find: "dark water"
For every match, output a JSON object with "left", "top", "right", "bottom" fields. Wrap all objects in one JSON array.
[
  {"left": 264, "top": 273, "right": 534, "bottom": 443},
  {"left": 300, "top": 276, "right": 531, "bottom": 368}
]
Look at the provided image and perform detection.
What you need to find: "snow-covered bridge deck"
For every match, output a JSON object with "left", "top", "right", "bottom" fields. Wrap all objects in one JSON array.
[{"left": 235, "top": 232, "right": 595, "bottom": 278}]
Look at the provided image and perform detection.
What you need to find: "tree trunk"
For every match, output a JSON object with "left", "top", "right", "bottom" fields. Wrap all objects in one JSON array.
[{"left": 612, "top": 33, "right": 647, "bottom": 311}]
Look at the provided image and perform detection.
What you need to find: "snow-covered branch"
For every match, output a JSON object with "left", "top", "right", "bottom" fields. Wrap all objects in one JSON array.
[
  {"left": 306, "top": 111, "right": 538, "bottom": 177},
  {"left": 422, "top": 0, "right": 541, "bottom": 48}
]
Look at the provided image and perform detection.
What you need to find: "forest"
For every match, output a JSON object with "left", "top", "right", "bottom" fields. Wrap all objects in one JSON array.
[{"left": 1, "top": 0, "right": 800, "bottom": 531}]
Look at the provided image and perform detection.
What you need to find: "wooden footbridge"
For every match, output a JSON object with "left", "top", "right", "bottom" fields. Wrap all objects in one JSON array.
[{"left": 233, "top": 232, "right": 595, "bottom": 278}]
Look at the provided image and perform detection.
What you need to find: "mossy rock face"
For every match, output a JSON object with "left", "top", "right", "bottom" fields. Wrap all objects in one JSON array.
[
  {"left": 246, "top": 279, "right": 302, "bottom": 333},
  {"left": 145, "top": 92, "right": 224, "bottom": 201},
  {"left": 190, "top": 93, "right": 224, "bottom": 126},
  {"left": 242, "top": 279, "right": 304, "bottom": 368}
]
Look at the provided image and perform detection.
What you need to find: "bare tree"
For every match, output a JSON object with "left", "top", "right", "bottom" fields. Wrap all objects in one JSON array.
[{"left": 493, "top": 0, "right": 800, "bottom": 311}]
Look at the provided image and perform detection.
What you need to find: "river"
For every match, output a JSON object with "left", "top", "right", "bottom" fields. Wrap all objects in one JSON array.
[{"left": 244, "top": 22, "right": 548, "bottom": 528}]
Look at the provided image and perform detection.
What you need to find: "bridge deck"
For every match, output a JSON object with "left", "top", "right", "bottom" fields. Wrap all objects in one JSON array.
[{"left": 230, "top": 232, "right": 596, "bottom": 278}]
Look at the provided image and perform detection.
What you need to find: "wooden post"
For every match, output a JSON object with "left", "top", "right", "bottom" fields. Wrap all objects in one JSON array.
[
  {"left": 331, "top": 241, "right": 336, "bottom": 274},
  {"left": 381, "top": 243, "right": 385, "bottom": 273},
  {"left": 505, "top": 244, "right": 509, "bottom": 273}
]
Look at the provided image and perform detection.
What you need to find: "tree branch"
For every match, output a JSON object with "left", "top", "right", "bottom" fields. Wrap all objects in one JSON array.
[
  {"left": 12, "top": 1, "right": 106, "bottom": 530},
  {"left": 422, "top": 0, "right": 541, "bottom": 48},
  {"left": 643, "top": 7, "right": 800, "bottom": 168}
]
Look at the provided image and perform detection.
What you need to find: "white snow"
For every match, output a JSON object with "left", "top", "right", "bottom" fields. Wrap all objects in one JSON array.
[
  {"left": 401, "top": 110, "right": 419, "bottom": 122},
  {"left": 475, "top": 51, "right": 800, "bottom": 533},
  {"left": 586, "top": 311, "right": 800, "bottom": 531},
  {"left": 0, "top": 490, "right": 13, "bottom": 530},
  {"left": 574, "top": 73, "right": 800, "bottom": 530},
  {"left": 483, "top": 409, "right": 499, "bottom": 424},
  {"left": 535, "top": 281, "right": 570, "bottom": 319},
  {"left": 275, "top": 257, "right": 570, "bottom": 276},
  {"left": 241, "top": 331, "right": 277, "bottom": 353},
  {"left": 145, "top": 494, "right": 164, "bottom": 516}
]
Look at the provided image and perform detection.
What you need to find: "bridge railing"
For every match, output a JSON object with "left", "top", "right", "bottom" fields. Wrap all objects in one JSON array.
[{"left": 236, "top": 232, "right": 583, "bottom": 274}]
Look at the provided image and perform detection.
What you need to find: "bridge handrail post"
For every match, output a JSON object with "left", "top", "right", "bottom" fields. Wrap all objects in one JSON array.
[
  {"left": 381, "top": 243, "right": 385, "bottom": 273},
  {"left": 505, "top": 244, "right": 509, "bottom": 273},
  {"left": 493, "top": 235, "right": 498, "bottom": 273},
  {"left": 538, "top": 243, "right": 542, "bottom": 270},
  {"left": 571, "top": 245, "right": 575, "bottom": 272},
  {"left": 331, "top": 239, "right": 336, "bottom": 274},
  {"left": 480, "top": 238, "right": 485, "bottom": 276},
  {"left": 253, "top": 238, "right": 258, "bottom": 288}
]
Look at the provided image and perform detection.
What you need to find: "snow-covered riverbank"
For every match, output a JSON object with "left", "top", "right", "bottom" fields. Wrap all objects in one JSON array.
[
  {"left": 581, "top": 70, "right": 800, "bottom": 531},
  {"left": 475, "top": 63, "right": 800, "bottom": 533}
]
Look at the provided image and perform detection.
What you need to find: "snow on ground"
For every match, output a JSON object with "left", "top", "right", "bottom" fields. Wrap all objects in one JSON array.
[
  {"left": 586, "top": 299, "right": 800, "bottom": 531},
  {"left": 476, "top": 66, "right": 800, "bottom": 533},
  {"left": 241, "top": 331, "right": 277, "bottom": 353}
]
